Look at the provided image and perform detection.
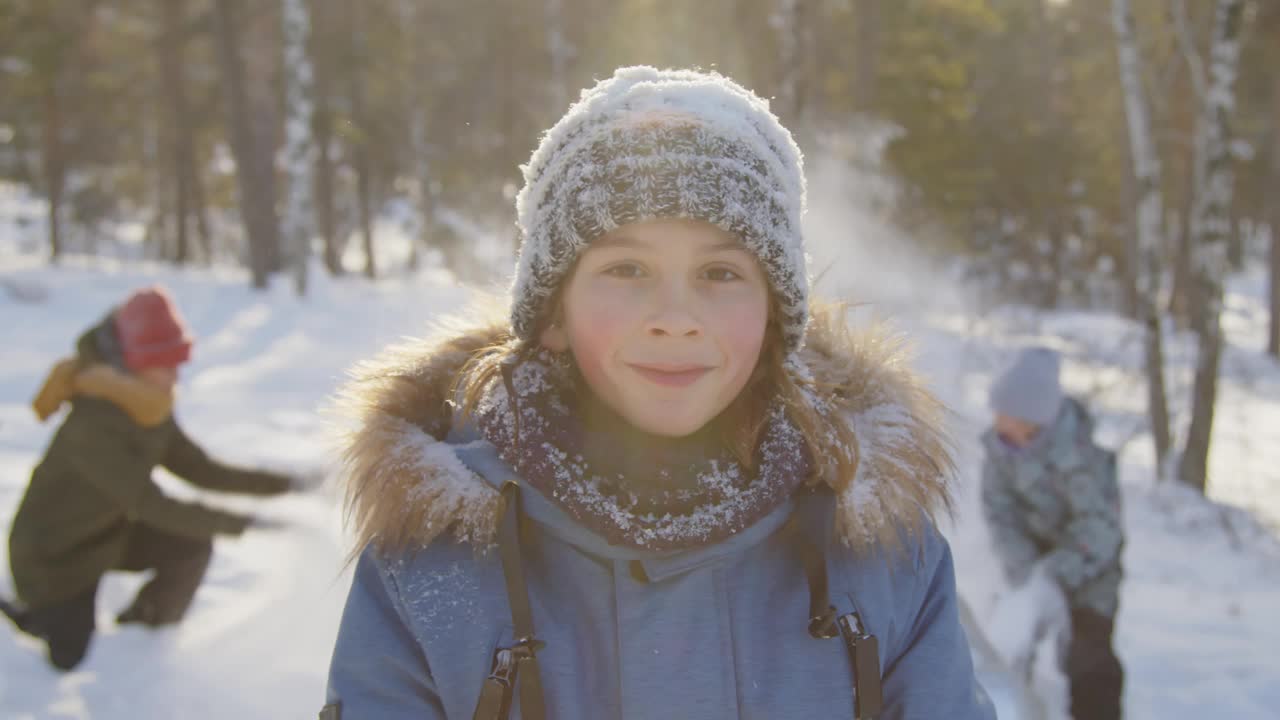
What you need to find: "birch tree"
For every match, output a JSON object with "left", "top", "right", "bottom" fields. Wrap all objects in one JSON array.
[
  {"left": 281, "top": 0, "right": 316, "bottom": 294},
  {"left": 546, "top": 0, "right": 571, "bottom": 114},
  {"left": 772, "top": 0, "right": 802, "bottom": 123},
  {"left": 1111, "top": 0, "right": 1173, "bottom": 479},
  {"left": 345, "top": 0, "right": 376, "bottom": 280},
  {"left": 1180, "top": 0, "right": 1250, "bottom": 493}
]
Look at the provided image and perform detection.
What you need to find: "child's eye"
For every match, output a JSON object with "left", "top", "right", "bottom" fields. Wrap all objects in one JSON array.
[
  {"left": 603, "top": 263, "right": 645, "bottom": 279},
  {"left": 702, "top": 267, "right": 742, "bottom": 282}
]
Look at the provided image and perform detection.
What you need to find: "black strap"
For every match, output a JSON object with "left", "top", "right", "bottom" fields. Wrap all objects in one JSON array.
[
  {"left": 498, "top": 482, "right": 547, "bottom": 720},
  {"left": 783, "top": 515, "right": 839, "bottom": 639},
  {"left": 784, "top": 514, "right": 882, "bottom": 719}
]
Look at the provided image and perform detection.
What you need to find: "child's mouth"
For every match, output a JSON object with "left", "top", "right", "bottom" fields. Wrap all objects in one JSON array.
[{"left": 627, "top": 363, "right": 712, "bottom": 388}]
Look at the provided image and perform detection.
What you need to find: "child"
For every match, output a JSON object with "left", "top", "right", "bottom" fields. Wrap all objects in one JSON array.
[
  {"left": 981, "top": 347, "right": 1125, "bottom": 720},
  {"left": 1, "top": 286, "right": 296, "bottom": 671},
  {"left": 324, "top": 67, "right": 994, "bottom": 719}
]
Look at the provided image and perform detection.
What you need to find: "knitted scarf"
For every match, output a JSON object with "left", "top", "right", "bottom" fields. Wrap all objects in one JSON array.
[{"left": 475, "top": 351, "right": 812, "bottom": 551}]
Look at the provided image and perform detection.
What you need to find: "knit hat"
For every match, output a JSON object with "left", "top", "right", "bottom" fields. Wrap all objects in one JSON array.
[
  {"left": 989, "top": 347, "right": 1064, "bottom": 426},
  {"left": 511, "top": 66, "right": 810, "bottom": 355},
  {"left": 113, "top": 286, "right": 193, "bottom": 371}
]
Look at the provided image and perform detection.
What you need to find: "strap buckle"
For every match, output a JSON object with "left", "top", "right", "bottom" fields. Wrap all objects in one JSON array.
[
  {"left": 809, "top": 604, "right": 840, "bottom": 639},
  {"left": 510, "top": 634, "right": 546, "bottom": 658}
]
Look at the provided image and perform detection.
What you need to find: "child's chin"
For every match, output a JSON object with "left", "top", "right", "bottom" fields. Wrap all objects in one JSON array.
[{"left": 623, "top": 409, "right": 714, "bottom": 438}]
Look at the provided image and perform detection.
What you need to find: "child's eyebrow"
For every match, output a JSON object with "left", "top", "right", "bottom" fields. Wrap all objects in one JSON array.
[
  {"left": 701, "top": 240, "right": 748, "bottom": 254},
  {"left": 590, "top": 235, "right": 745, "bottom": 253},
  {"left": 591, "top": 235, "right": 648, "bottom": 249}
]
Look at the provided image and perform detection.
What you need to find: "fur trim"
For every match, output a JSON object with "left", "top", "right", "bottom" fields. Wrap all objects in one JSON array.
[{"left": 332, "top": 299, "right": 953, "bottom": 556}]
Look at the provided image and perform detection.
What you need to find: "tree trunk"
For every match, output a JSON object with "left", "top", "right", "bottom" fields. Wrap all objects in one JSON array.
[
  {"left": 1168, "top": 176, "right": 1195, "bottom": 327},
  {"left": 282, "top": 0, "right": 316, "bottom": 295},
  {"left": 403, "top": 0, "right": 455, "bottom": 276},
  {"left": 852, "top": 0, "right": 880, "bottom": 112},
  {"left": 1270, "top": 185, "right": 1280, "bottom": 357},
  {"left": 1112, "top": 0, "right": 1173, "bottom": 478},
  {"left": 546, "top": 0, "right": 570, "bottom": 114},
  {"left": 315, "top": 106, "right": 340, "bottom": 274},
  {"left": 356, "top": 152, "right": 375, "bottom": 280},
  {"left": 244, "top": 1, "right": 283, "bottom": 273},
  {"left": 1179, "top": 0, "right": 1248, "bottom": 494},
  {"left": 158, "top": 0, "right": 194, "bottom": 265},
  {"left": 145, "top": 81, "right": 170, "bottom": 261},
  {"left": 213, "top": 0, "right": 280, "bottom": 288},
  {"left": 1035, "top": 0, "right": 1066, "bottom": 309},
  {"left": 41, "top": 78, "right": 65, "bottom": 262},
  {"left": 188, "top": 143, "right": 212, "bottom": 262},
  {"left": 345, "top": 0, "right": 375, "bottom": 279},
  {"left": 1181, "top": 317, "right": 1223, "bottom": 493},
  {"left": 1165, "top": 21, "right": 1199, "bottom": 328},
  {"left": 1266, "top": 72, "right": 1280, "bottom": 357},
  {"left": 310, "top": 0, "right": 341, "bottom": 275},
  {"left": 773, "top": 0, "right": 805, "bottom": 125}
]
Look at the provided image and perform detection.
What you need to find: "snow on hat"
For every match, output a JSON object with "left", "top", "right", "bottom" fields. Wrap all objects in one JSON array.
[
  {"left": 989, "top": 347, "right": 1064, "bottom": 426},
  {"left": 113, "top": 286, "right": 194, "bottom": 371},
  {"left": 511, "top": 66, "right": 810, "bottom": 355}
]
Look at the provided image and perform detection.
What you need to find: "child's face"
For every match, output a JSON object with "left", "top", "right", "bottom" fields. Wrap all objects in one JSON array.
[
  {"left": 137, "top": 365, "right": 179, "bottom": 390},
  {"left": 994, "top": 414, "right": 1041, "bottom": 449},
  {"left": 541, "top": 218, "right": 770, "bottom": 437}
]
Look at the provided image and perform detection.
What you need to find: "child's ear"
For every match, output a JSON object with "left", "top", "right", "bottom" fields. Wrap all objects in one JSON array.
[{"left": 539, "top": 321, "right": 569, "bottom": 352}]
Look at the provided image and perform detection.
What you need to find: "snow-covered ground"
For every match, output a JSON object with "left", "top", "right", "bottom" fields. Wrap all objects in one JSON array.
[{"left": 2, "top": 187, "right": 1278, "bottom": 718}]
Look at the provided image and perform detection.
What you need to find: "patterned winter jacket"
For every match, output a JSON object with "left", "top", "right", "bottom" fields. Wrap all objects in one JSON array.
[{"left": 980, "top": 398, "right": 1123, "bottom": 617}]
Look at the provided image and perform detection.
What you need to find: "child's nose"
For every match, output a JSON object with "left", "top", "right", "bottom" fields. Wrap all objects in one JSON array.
[
  {"left": 644, "top": 281, "right": 703, "bottom": 337},
  {"left": 646, "top": 311, "right": 701, "bottom": 337}
]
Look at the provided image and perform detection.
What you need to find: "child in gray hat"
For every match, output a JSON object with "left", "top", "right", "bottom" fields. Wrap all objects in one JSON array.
[{"left": 981, "top": 347, "right": 1125, "bottom": 720}]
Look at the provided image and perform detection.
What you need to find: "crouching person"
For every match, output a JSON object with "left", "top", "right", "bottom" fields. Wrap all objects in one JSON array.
[
  {"left": 1, "top": 286, "right": 297, "bottom": 671},
  {"left": 981, "top": 347, "right": 1126, "bottom": 720}
]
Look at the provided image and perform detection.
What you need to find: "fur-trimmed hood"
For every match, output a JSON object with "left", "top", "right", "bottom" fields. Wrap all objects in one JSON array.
[{"left": 332, "top": 300, "right": 954, "bottom": 556}]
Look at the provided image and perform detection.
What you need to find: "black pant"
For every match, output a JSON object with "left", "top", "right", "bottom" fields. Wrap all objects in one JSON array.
[
  {"left": 21, "top": 524, "right": 212, "bottom": 671},
  {"left": 1066, "top": 608, "right": 1125, "bottom": 720}
]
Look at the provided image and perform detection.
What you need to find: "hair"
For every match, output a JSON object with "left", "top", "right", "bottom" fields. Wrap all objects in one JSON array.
[{"left": 452, "top": 282, "right": 860, "bottom": 495}]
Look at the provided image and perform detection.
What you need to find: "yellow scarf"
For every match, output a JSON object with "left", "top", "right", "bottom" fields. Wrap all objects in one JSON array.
[{"left": 32, "top": 358, "right": 174, "bottom": 427}]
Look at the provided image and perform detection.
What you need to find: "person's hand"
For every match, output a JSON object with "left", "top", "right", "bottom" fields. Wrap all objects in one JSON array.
[
  {"left": 245, "top": 469, "right": 294, "bottom": 495},
  {"left": 241, "top": 466, "right": 327, "bottom": 494},
  {"left": 287, "top": 466, "right": 328, "bottom": 492}
]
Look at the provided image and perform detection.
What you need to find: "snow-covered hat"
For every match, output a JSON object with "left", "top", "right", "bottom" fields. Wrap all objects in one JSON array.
[
  {"left": 990, "top": 347, "right": 1064, "bottom": 427},
  {"left": 511, "top": 66, "right": 810, "bottom": 355}
]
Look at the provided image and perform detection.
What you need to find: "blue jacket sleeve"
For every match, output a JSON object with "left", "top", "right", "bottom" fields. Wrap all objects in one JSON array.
[
  {"left": 880, "top": 529, "right": 997, "bottom": 720},
  {"left": 325, "top": 547, "right": 446, "bottom": 719}
]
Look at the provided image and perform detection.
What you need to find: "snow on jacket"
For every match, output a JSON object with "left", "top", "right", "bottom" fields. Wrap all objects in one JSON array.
[{"left": 324, "top": 305, "right": 996, "bottom": 719}]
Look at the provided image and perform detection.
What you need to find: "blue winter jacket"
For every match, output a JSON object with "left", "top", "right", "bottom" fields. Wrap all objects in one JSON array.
[{"left": 323, "top": 308, "right": 996, "bottom": 719}]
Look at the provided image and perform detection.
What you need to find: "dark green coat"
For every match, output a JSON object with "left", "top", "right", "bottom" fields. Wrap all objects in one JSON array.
[{"left": 8, "top": 325, "right": 288, "bottom": 608}]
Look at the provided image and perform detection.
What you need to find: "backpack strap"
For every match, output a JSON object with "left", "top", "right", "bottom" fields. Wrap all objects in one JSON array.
[
  {"left": 783, "top": 514, "right": 884, "bottom": 720},
  {"left": 783, "top": 515, "right": 840, "bottom": 639},
  {"left": 472, "top": 482, "right": 547, "bottom": 720}
]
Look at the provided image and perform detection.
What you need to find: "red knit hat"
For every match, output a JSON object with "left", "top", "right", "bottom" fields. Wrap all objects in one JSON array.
[{"left": 113, "top": 286, "right": 194, "bottom": 371}]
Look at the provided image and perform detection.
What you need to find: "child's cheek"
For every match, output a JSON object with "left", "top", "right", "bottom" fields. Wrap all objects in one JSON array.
[
  {"left": 717, "top": 302, "right": 769, "bottom": 369},
  {"left": 566, "top": 310, "right": 619, "bottom": 394}
]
